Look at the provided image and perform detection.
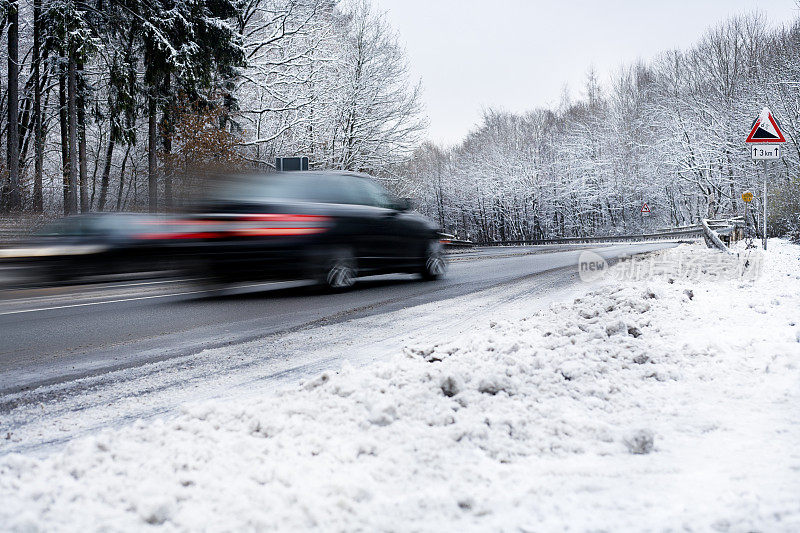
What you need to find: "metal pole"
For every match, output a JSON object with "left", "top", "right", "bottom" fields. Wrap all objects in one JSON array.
[{"left": 763, "top": 159, "right": 768, "bottom": 251}]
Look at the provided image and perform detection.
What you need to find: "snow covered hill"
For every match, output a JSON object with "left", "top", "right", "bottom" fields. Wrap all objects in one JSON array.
[{"left": 2, "top": 241, "right": 799, "bottom": 531}]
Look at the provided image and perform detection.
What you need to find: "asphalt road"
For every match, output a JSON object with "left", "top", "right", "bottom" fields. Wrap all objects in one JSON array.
[{"left": 0, "top": 242, "right": 677, "bottom": 398}]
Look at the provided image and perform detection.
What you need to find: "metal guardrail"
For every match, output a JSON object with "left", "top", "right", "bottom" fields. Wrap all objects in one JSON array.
[
  {"left": 443, "top": 218, "right": 750, "bottom": 249},
  {"left": 477, "top": 227, "right": 704, "bottom": 247},
  {"left": 701, "top": 219, "right": 731, "bottom": 253},
  {"left": 701, "top": 216, "right": 745, "bottom": 253},
  {"left": 438, "top": 233, "right": 475, "bottom": 247}
]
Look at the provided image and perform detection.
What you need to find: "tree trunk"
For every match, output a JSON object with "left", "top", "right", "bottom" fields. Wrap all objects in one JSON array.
[
  {"left": 98, "top": 135, "right": 115, "bottom": 211},
  {"left": 6, "top": 0, "right": 20, "bottom": 211},
  {"left": 116, "top": 144, "right": 131, "bottom": 211},
  {"left": 148, "top": 95, "right": 158, "bottom": 212},
  {"left": 17, "top": 83, "right": 35, "bottom": 171},
  {"left": 32, "top": 0, "right": 43, "bottom": 212},
  {"left": 67, "top": 52, "right": 79, "bottom": 215},
  {"left": 59, "top": 58, "right": 70, "bottom": 214},
  {"left": 78, "top": 61, "right": 89, "bottom": 212},
  {"left": 162, "top": 74, "right": 173, "bottom": 208},
  {"left": 90, "top": 135, "right": 101, "bottom": 207}
]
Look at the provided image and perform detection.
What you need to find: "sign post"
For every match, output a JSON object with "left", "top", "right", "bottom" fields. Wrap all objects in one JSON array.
[
  {"left": 745, "top": 107, "right": 786, "bottom": 251},
  {"left": 763, "top": 160, "right": 767, "bottom": 251},
  {"left": 741, "top": 191, "right": 754, "bottom": 248}
]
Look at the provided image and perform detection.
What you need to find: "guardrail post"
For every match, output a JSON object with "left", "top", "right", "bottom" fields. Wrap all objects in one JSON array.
[{"left": 701, "top": 219, "right": 733, "bottom": 254}]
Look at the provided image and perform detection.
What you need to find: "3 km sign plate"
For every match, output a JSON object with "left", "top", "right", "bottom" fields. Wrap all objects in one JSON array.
[{"left": 750, "top": 144, "right": 782, "bottom": 160}]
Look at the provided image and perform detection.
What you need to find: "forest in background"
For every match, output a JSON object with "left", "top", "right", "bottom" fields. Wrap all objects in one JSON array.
[
  {"left": 0, "top": 1, "right": 799, "bottom": 241},
  {"left": 404, "top": 13, "right": 800, "bottom": 242},
  {"left": 0, "top": 0, "right": 424, "bottom": 213}
]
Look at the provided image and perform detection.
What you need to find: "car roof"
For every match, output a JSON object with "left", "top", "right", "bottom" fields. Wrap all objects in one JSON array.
[{"left": 270, "top": 170, "right": 376, "bottom": 181}]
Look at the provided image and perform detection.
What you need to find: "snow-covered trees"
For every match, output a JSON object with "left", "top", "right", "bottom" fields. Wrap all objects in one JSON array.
[
  {"left": 0, "top": 0, "right": 424, "bottom": 214},
  {"left": 235, "top": 0, "right": 424, "bottom": 175},
  {"left": 406, "top": 14, "right": 800, "bottom": 241},
  {"left": 330, "top": 0, "right": 425, "bottom": 173},
  {"left": 0, "top": 3, "right": 798, "bottom": 242}
]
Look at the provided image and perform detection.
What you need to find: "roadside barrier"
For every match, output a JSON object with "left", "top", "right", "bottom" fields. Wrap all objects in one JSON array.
[{"left": 441, "top": 219, "right": 752, "bottom": 250}]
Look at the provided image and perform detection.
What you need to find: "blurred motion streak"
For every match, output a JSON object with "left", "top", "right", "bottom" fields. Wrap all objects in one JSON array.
[{"left": 0, "top": 171, "right": 446, "bottom": 293}]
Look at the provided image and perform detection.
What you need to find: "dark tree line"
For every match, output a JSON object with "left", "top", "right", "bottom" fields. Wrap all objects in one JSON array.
[
  {"left": 1, "top": 0, "right": 243, "bottom": 213},
  {"left": 0, "top": 0, "right": 425, "bottom": 215}
]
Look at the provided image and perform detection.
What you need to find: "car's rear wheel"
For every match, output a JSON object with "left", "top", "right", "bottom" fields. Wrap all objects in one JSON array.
[
  {"left": 420, "top": 241, "right": 446, "bottom": 281},
  {"left": 321, "top": 248, "right": 357, "bottom": 291}
]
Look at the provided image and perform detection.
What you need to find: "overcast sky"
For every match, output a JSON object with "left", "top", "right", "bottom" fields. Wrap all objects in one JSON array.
[{"left": 371, "top": 0, "right": 799, "bottom": 146}]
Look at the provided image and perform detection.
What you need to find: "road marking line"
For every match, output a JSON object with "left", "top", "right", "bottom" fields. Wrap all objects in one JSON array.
[
  {"left": 93, "top": 278, "right": 193, "bottom": 289},
  {"left": 0, "top": 278, "right": 192, "bottom": 304},
  {"left": 0, "top": 289, "right": 210, "bottom": 316},
  {"left": 0, "top": 280, "right": 298, "bottom": 316}
]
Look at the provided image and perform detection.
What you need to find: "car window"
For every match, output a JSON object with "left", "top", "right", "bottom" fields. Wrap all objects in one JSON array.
[
  {"left": 348, "top": 178, "right": 397, "bottom": 209},
  {"left": 210, "top": 173, "right": 398, "bottom": 208},
  {"left": 213, "top": 174, "right": 362, "bottom": 205},
  {"left": 312, "top": 175, "right": 363, "bottom": 205},
  {"left": 216, "top": 174, "right": 317, "bottom": 202}
]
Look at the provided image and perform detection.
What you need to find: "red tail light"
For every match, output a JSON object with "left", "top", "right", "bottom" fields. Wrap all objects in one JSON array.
[{"left": 136, "top": 214, "right": 332, "bottom": 240}]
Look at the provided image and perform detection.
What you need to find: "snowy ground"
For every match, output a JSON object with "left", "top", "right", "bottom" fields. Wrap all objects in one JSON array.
[
  {"left": 2, "top": 240, "right": 800, "bottom": 531},
  {"left": 0, "top": 267, "right": 579, "bottom": 457}
]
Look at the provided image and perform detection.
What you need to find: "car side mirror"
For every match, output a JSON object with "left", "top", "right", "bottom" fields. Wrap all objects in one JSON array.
[{"left": 396, "top": 198, "right": 413, "bottom": 211}]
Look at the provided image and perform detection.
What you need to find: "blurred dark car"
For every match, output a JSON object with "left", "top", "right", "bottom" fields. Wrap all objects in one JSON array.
[
  {"left": 178, "top": 171, "right": 446, "bottom": 289},
  {"left": 0, "top": 213, "right": 174, "bottom": 284}
]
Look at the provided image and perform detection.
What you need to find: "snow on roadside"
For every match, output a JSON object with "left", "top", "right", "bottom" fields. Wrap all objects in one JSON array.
[{"left": 2, "top": 240, "right": 800, "bottom": 531}]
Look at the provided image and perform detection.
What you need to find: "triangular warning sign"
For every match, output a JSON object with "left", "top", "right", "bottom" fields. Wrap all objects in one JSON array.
[
  {"left": 746, "top": 108, "right": 786, "bottom": 143},
  {"left": 641, "top": 203, "right": 651, "bottom": 213}
]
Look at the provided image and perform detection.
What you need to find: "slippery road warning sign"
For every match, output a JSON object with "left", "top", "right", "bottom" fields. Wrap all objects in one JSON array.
[
  {"left": 641, "top": 203, "right": 651, "bottom": 216},
  {"left": 746, "top": 107, "right": 784, "bottom": 252},
  {"left": 746, "top": 108, "right": 786, "bottom": 143}
]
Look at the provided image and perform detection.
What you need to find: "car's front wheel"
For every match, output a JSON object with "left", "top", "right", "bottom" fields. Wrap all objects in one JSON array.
[{"left": 420, "top": 241, "right": 446, "bottom": 281}]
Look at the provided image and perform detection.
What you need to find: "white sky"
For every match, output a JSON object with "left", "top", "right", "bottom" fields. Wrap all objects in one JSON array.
[{"left": 371, "top": 0, "right": 800, "bottom": 146}]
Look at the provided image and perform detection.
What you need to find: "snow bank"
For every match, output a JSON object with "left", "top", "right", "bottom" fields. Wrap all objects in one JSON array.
[{"left": 2, "top": 241, "right": 800, "bottom": 531}]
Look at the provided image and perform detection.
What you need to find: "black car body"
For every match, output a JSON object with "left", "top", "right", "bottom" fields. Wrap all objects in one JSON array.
[{"left": 177, "top": 171, "right": 446, "bottom": 288}]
